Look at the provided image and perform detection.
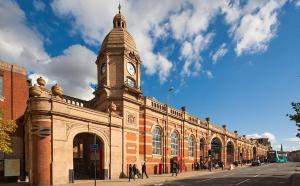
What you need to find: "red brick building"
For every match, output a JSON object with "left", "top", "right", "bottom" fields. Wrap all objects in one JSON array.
[{"left": 0, "top": 60, "right": 28, "bottom": 181}]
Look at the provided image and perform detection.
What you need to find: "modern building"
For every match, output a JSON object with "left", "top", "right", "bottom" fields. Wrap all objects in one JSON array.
[
  {"left": 0, "top": 61, "right": 28, "bottom": 181},
  {"left": 24, "top": 9, "right": 271, "bottom": 186}
]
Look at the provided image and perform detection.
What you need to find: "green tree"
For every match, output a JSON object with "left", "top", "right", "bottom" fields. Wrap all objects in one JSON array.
[
  {"left": 0, "top": 110, "right": 17, "bottom": 153},
  {"left": 287, "top": 102, "right": 300, "bottom": 138}
]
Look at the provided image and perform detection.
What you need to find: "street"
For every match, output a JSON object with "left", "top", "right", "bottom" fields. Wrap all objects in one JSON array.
[{"left": 155, "top": 162, "right": 300, "bottom": 186}]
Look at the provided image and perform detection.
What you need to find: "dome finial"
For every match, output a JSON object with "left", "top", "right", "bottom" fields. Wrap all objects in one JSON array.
[{"left": 118, "top": 2, "right": 121, "bottom": 14}]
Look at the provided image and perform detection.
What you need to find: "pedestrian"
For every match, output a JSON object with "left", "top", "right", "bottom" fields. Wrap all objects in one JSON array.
[
  {"left": 208, "top": 160, "right": 212, "bottom": 172},
  {"left": 128, "top": 164, "right": 135, "bottom": 182},
  {"left": 172, "top": 161, "right": 178, "bottom": 176},
  {"left": 221, "top": 161, "right": 224, "bottom": 170},
  {"left": 142, "top": 162, "right": 149, "bottom": 179},
  {"left": 132, "top": 164, "right": 137, "bottom": 179}
]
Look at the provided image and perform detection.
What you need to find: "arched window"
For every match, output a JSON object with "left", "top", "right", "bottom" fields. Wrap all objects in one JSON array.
[
  {"left": 152, "top": 127, "right": 162, "bottom": 155},
  {"left": 188, "top": 135, "right": 195, "bottom": 157},
  {"left": 171, "top": 131, "right": 179, "bottom": 156}
]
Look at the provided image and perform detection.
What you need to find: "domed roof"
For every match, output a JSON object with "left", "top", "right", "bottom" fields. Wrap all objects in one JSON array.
[
  {"left": 100, "top": 27, "right": 137, "bottom": 54},
  {"left": 99, "top": 9, "right": 138, "bottom": 54}
]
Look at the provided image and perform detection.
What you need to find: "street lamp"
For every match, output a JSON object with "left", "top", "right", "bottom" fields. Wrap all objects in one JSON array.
[{"left": 165, "top": 86, "right": 174, "bottom": 173}]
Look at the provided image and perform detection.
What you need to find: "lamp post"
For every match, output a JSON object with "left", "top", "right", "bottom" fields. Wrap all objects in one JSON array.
[{"left": 165, "top": 87, "right": 174, "bottom": 173}]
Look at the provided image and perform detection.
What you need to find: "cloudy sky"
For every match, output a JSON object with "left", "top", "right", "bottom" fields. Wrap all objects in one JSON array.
[{"left": 1, "top": 0, "right": 300, "bottom": 151}]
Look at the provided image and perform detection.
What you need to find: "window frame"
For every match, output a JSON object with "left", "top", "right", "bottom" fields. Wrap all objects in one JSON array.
[{"left": 152, "top": 127, "right": 162, "bottom": 155}]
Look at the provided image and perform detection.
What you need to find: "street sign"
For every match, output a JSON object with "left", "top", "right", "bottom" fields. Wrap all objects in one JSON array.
[{"left": 90, "top": 144, "right": 98, "bottom": 151}]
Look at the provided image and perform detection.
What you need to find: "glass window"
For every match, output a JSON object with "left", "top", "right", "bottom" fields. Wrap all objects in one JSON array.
[
  {"left": 126, "top": 78, "right": 135, "bottom": 88},
  {"left": 171, "top": 131, "right": 179, "bottom": 156},
  {"left": 188, "top": 135, "right": 195, "bottom": 157},
  {"left": 152, "top": 127, "right": 162, "bottom": 155}
]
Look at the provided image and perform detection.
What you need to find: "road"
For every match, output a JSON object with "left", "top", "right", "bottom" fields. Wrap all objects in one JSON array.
[{"left": 153, "top": 162, "right": 300, "bottom": 186}]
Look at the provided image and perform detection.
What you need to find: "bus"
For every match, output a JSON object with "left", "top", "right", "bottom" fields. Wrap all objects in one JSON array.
[{"left": 268, "top": 150, "right": 288, "bottom": 163}]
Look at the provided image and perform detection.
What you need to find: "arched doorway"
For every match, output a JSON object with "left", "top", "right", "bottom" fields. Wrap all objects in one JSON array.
[
  {"left": 73, "top": 133, "right": 105, "bottom": 180},
  {"left": 200, "top": 138, "right": 205, "bottom": 162},
  {"left": 253, "top": 147, "right": 257, "bottom": 160},
  {"left": 211, "top": 137, "right": 222, "bottom": 164},
  {"left": 226, "top": 141, "right": 234, "bottom": 166}
]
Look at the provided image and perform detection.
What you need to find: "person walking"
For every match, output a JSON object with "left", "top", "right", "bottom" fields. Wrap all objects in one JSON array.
[
  {"left": 132, "top": 164, "right": 137, "bottom": 179},
  {"left": 208, "top": 160, "right": 212, "bottom": 172},
  {"left": 172, "top": 161, "right": 178, "bottom": 176},
  {"left": 128, "top": 164, "right": 135, "bottom": 182},
  {"left": 141, "top": 162, "right": 149, "bottom": 179}
]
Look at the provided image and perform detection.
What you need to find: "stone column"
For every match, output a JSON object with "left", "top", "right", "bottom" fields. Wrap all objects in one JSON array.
[{"left": 31, "top": 116, "right": 52, "bottom": 186}]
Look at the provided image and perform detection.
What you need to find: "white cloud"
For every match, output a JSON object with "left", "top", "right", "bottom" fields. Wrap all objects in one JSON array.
[
  {"left": 0, "top": 1, "right": 49, "bottom": 69},
  {"left": 295, "top": 0, "right": 300, "bottom": 7},
  {"left": 0, "top": 1, "right": 96, "bottom": 100},
  {"left": 285, "top": 137, "right": 300, "bottom": 142},
  {"left": 227, "top": 0, "right": 287, "bottom": 56},
  {"left": 33, "top": 0, "right": 46, "bottom": 11},
  {"left": 205, "top": 70, "right": 214, "bottom": 79},
  {"left": 246, "top": 132, "right": 276, "bottom": 144},
  {"left": 0, "top": 0, "right": 291, "bottom": 99},
  {"left": 211, "top": 43, "right": 228, "bottom": 64}
]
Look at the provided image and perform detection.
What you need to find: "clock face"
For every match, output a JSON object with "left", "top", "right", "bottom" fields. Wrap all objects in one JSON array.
[
  {"left": 127, "top": 62, "right": 135, "bottom": 76},
  {"left": 101, "top": 63, "right": 106, "bottom": 75}
]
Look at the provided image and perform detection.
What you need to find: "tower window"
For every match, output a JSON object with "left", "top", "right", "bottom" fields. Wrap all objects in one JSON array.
[
  {"left": 122, "top": 22, "right": 124, "bottom": 28},
  {"left": 118, "top": 21, "right": 121, "bottom": 27},
  {"left": 126, "top": 77, "right": 135, "bottom": 88}
]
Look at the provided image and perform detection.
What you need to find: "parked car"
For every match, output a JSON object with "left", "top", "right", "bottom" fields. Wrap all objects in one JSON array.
[{"left": 252, "top": 160, "right": 261, "bottom": 166}]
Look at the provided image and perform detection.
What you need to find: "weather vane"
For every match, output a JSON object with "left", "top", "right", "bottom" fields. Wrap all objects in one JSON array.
[{"left": 118, "top": 2, "right": 121, "bottom": 14}]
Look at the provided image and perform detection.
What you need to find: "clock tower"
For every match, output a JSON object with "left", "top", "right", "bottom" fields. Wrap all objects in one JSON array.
[{"left": 93, "top": 7, "right": 142, "bottom": 115}]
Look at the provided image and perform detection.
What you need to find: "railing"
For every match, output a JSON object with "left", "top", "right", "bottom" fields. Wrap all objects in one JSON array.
[{"left": 62, "top": 95, "right": 89, "bottom": 108}]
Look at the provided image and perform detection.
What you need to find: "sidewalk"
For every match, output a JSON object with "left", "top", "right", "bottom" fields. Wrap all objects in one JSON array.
[
  {"left": 61, "top": 166, "right": 248, "bottom": 186},
  {"left": 0, "top": 165, "right": 251, "bottom": 186}
]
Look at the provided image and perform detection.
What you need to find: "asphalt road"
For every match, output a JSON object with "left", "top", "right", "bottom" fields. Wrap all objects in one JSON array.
[{"left": 153, "top": 162, "right": 300, "bottom": 186}]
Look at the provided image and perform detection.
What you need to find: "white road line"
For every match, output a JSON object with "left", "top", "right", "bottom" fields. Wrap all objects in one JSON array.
[
  {"left": 197, "top": 177, "right": 217, "bottom": 182},
  {"left": 235, "top": 179, "right": 250, "bottom": 185},
  {"left": 253, "top": 174, "right": 259, "bottom": 177}
]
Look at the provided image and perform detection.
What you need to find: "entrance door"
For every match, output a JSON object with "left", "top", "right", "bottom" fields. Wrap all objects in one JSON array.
[{"left": 73, "top": 133, "right": 104, "bottom": 180}]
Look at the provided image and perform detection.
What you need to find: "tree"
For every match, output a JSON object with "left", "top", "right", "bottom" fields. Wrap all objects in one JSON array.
[
  {"left": 0, "top": 110, "right": 17, "bottom": 154},
  {"left": 287, "top": 102, "right": 300, "bottom": 138}
]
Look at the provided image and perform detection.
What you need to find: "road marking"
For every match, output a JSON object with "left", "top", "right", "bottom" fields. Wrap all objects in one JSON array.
[
  {"left": 197, "top": 177, "right": 216, "bottom": 182},
  {"left": 235, "top": 179, "right": 250, "bottom": 185},
  {"left": 253, "top": 174, "right": 259, "bottom": 177}
]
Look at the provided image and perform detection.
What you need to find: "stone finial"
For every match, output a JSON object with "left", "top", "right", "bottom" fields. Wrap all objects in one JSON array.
[
  {"left": 205, "top": 117, "right": 210, "bottom": 123},
  {"left": 29, "top": 84, "right": 42, "bottom": 97},
  {"left": 37, "top": 76, "right": 46, "bottom": 87},
  {"left": 51, "top": 83, "right": 63, "bottom": 98},
  {"left": 181, "top": 106, "right": 186, "bottom": 112}
]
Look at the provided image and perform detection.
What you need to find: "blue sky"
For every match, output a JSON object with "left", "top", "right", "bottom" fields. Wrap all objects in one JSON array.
[{"left": 1, "top": 0, "right": 300, "bottom": 150}]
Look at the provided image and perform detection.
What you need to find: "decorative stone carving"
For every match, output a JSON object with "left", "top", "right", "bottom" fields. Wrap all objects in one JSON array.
[
  {"left": 51, "top": 83, "right": 63, "bottom": 98},
  {"left": 37, "top": 76, "right": 46, "bottom": 87},
  {"left": 29, "top": 84, "right": 42, "bottom": 97},
  {"left": 127, "top": 113, "right": 136, "bottom": 125}
]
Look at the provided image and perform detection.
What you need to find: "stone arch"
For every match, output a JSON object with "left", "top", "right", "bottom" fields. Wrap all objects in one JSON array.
[
  {"left": 67, "top": 124, "right": 110, "bottom": 174},
  {"left": 150, "top": 124, "right": 163, "bottom": 134},
  {"left": 199, "top": 137, "right": 206, "bottom": 161},
  {"left": 226, "top": 141, "right": 235, "bottom": 165},
  {"left": 210, "top": 136, "right": 223, "bottom": 164}
]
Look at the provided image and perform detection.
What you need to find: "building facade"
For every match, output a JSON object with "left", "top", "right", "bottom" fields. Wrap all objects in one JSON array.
[
  {"left": 0, "top": 61, "right": 28, "bottom": 181},
  {"left": 24, "top": 10, "right": 271, "bottom": 186}
]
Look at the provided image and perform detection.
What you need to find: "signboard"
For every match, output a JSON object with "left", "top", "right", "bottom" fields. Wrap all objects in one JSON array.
[{"left": 4, "top": 159, "right": 20, "bottom": 177}]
